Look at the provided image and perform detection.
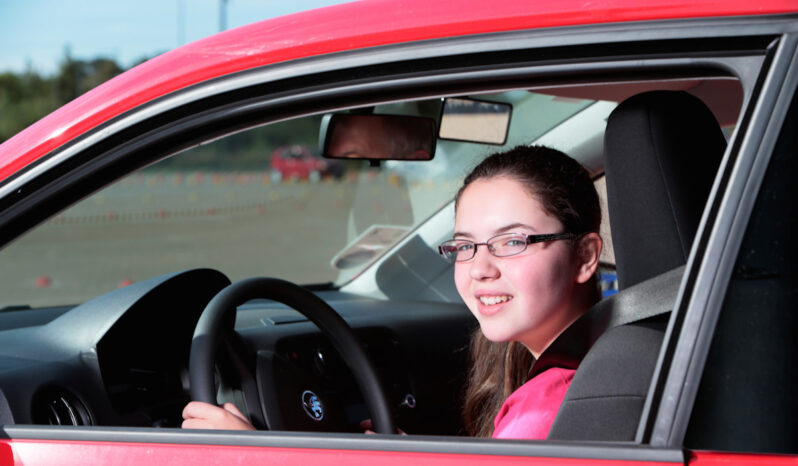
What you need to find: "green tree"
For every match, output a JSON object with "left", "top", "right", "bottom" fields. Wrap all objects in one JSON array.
[
  {"left": 0, "top": 69, "right": 57, "bottom": 143},
  {"left": 0, "top": 48, "right": 125, "bottom": 143},
  {"left": 54, "top": 47, "right": 123, "bottom": 105}
]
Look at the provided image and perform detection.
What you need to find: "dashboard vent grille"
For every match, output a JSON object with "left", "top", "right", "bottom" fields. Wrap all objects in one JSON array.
[{"left": 32, "top": 388, "right": 93, "bottom": 426}]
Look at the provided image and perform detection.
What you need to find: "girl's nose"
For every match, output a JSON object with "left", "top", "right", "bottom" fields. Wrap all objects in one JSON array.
[{"left": 469, "top": 246, "right": 499, "bottom": 280}]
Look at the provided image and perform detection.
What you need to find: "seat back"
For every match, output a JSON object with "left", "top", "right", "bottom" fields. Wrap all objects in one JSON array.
[
  {"left": 604, "top": 91, "right": 726, "bottom": 289},
  {"left": 548, "top": 90, "right": 725, "bottom": 440}
]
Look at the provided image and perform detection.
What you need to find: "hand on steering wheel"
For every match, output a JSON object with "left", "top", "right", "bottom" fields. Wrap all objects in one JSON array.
[{"left": 182, "top": 401, "right": 254, "bottom": 430}]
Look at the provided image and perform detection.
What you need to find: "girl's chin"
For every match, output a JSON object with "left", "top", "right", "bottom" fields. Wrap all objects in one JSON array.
[{"left": 477, "top": 325, "right": 518, "bottom": 343}]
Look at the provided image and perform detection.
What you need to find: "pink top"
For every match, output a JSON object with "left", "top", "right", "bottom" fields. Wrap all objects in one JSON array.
[{"left": 492, "top": 367, "right": 576, "bottom": 439}]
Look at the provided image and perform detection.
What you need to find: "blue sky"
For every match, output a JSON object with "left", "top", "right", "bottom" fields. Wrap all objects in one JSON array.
[{"left": 0, "top": 0, "right": 348, "bottom": 75}]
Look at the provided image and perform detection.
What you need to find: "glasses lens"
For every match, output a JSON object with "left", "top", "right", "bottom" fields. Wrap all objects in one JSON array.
[
  {"left": 438, "top": 242, "right": 457, "bottom": 261},
  {"left": 439, "top": 240, "right": 475, "bottom": 262},
  {"left": 488, "top": 233, "right": 528, "bottom": 257}
]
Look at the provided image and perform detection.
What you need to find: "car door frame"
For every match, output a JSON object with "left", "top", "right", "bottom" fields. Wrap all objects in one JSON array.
[{"left": 1, "top": 13, "right": 798, "bottom": 466}]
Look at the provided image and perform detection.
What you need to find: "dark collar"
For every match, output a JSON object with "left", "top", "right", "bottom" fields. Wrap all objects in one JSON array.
[{"left": 529, "top": 306, "right": 608, "bottom": 377}]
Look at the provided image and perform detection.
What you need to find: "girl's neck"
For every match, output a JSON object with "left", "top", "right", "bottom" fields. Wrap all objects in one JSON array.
[{"left": 521, "top": 281, "right": 599, "bottom": 358}]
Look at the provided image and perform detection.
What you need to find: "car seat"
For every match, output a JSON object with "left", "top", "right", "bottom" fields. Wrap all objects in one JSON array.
[{"left": 547, "top": 90, "right": 726, "bottom": 441}]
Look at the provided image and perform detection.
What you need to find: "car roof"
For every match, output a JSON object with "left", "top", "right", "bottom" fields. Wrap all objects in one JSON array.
[{"left": 1, "top": 0, "right": 796, "bottom": 182}]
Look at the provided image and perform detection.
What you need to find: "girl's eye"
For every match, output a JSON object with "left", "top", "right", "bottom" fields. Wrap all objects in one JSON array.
[
  {"left": 504, "top": 239, "right": 526, "bottom": 247},
  {"left": 456, "top": 243, "right": 475, "bottom": 252}
]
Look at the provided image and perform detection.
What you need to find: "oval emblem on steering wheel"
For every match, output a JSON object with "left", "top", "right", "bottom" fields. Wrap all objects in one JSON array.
[{"left": 301, "top": 390, "right": 324, "bottom": 421}]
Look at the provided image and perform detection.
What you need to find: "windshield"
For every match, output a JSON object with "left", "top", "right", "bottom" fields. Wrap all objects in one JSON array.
[{"left": 0, "top": 91, "right": 595, "bottom": 308}]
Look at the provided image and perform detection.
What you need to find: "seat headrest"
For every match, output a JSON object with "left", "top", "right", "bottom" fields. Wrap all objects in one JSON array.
[{"left": 604, "top": 91, "right": 725, "bottom": 289}]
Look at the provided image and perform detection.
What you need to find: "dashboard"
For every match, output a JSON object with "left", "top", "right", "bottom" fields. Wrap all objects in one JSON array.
[{"left": 0, "top": 268, "right": 474, "bottom": 435}]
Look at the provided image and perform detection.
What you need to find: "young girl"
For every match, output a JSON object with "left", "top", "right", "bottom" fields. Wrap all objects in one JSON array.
[
  {"left": 183, "top": 145, "right": 602, "bottom": 438},
  {"left": 443, "top": 145, "right": 602, "bottom": 439}
]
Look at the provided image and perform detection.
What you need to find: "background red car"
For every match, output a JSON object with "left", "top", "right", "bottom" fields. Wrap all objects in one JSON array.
[{"left": 270, "top": 145, "right": 344, "bottom": 181}]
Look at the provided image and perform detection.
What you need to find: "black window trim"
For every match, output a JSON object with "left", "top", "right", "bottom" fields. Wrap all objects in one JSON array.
[{"left": 648, "top": 32, "right": 798, "bottom": 448}]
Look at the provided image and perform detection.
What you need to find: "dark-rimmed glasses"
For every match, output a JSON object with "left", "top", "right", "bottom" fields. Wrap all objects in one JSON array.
[{"left": 437, "top": 232, "right": 576, "bottom": 263}]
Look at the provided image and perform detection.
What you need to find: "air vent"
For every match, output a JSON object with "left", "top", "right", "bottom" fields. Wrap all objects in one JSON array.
[{"left": 32, "top": 388, "right": 93, "bottom": 426}]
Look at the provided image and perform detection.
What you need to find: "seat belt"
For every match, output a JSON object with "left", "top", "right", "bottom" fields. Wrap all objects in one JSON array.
[{"left": 588, "top": 265, "right": 685, "bottom": 331}]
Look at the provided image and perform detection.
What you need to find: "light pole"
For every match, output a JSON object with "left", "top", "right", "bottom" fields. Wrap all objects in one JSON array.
[
  {"left": 177, "top": 0, "right": 186, "bottom": 46},
  {"left": 219, "top": 0, "right": 229, "bottom": 32}
]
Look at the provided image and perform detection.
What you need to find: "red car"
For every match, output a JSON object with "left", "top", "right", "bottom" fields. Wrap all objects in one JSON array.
[
  {"left": 0, "top": 0, "right": 797, "bottom": 464},
  {"left": 270, "top": 145, "right": 342, "bottom": 181}
]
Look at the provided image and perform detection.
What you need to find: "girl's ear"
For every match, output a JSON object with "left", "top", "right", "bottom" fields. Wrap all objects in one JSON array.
[{"left": 575, "top": 232, "right": 602, "bottom": 284}]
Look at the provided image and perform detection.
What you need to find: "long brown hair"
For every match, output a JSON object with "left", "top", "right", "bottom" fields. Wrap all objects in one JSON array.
[{"left": 458, "top": 146, "right": 601, "bottom": 437}]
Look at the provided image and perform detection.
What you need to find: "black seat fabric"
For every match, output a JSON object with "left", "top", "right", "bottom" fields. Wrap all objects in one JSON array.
[
  {"left": 603, "top": 91, "right": 727, "bottom": 289},
  {"left": 548, "top": 91, "right": 725, "bottom": 441},
  {"left": 551, "top": 314, "right": 669, "bottom": 440}
]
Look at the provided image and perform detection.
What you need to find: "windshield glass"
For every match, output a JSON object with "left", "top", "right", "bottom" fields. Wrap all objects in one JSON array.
[{"left": 0, "top": 91, "right": 595, "bottom": 308}]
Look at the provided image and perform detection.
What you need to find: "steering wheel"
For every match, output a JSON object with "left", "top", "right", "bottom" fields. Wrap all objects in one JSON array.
[{"left": 189, "top": 277, "right": 396, "bottom": 434}]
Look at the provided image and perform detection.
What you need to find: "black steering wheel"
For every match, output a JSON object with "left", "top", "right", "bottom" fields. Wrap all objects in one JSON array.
[{"left": 189, "top": 277, "right": 396, "bottom": 434}]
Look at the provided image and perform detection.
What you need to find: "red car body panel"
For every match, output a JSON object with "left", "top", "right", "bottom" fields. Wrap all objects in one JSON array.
[
  {"left": 0, "top": 438, "right": 681, "bottom": 466},
  {"left": 690, "top": 451, "right": 798, "bottom": 465},
  {"left": 0, "top": 0, "right": 797, "bottom": 183}
]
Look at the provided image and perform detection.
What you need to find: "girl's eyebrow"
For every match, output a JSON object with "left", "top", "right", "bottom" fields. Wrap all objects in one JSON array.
[
  {"left": 453, "top": 222, "right": 537, "bottom": 238},
  {"left": 496, "top": 222, "right": 537, "bottom": 234}
]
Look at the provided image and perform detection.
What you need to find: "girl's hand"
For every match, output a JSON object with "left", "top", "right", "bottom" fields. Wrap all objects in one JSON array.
[
  {"left": 359, "top": 419, "right": 407, "bottom": 435},
  {"left": 182, "top": 401, "right": 255, "bottom": 430}
]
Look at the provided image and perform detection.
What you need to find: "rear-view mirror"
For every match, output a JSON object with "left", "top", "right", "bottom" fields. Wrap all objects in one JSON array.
[{"left": 321, "top": 114, "right": 436, "bottom": 160}]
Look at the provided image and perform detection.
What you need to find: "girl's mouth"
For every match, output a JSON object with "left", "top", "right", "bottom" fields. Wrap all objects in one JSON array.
[
  {"left": 475, "top": 294, "right": 514, "bottom": 316},
  {"left": 478, "top": 295, "right": 512, "bottom": 306}
]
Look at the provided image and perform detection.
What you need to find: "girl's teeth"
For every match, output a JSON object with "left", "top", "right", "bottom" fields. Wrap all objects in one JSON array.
[{"left": 479, "top": 295, "right": 511, "bottom": 305}]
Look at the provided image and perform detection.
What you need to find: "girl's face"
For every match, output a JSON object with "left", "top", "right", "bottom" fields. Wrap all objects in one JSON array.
[{"left": 453, "top": 176, "right": 587, "bottom": 355}]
